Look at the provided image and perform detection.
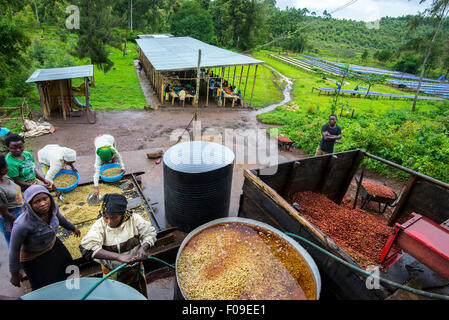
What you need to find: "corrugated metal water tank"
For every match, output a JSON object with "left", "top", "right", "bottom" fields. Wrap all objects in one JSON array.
[{"left": 163, "top": 141, "right": 235, "bottom": 233}]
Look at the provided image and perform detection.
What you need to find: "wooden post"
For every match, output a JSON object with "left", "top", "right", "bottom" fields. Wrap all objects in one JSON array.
[
  {"left": 206, "top": 75, "right": 210, "bottom": 107},
  {"left": 219, "top": 67, "right": 224, "bottom": 107},
  {"left": 243, "top": 65, "right": 250, "bottom": 100},
  {"left": 194, "top": 49, "right": 201, "bottom": 113},
  {"left": 67, "top": 79, "right": 72, "bottom": 117},
  {"left": 42, "top": 83, "right": 51, "bottom": 119},
  {"left": 388, "top": 175, "right": 417, "bottom": 226},
  {"left": 37, "top": 83, "right": 48, "bottom": 120},
  {"left": 249, "top": 65, "right": 258, "bottom": 108},
  {"left": 238, "top": 66, "right": 244, "bottom": 90},
  {"left": 59, "top": 80, "right": 67, "bottom": 120},
  {"left": 160, "top": 74, "right": 163, "bottom": 104},
  {"left": 232, "top": 66, "right": 237, "bottom": 88},
  {"left": 85, "top": 77, "right": 92, "bottom": 123}
]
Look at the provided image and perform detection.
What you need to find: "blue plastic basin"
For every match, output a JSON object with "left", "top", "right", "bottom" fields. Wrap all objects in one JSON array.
[
  {"left": 53, "top": 169, "right": 80, "bottom": 193},
  {"left": 21, "top": 278, "right": 147, "bottom": 300},
  {"left": 100, "top": 163, "right": 123, "bottom": 182}
]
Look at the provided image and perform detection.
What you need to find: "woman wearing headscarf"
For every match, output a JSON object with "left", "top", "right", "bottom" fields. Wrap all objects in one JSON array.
[
  {"left": 93, "top": 134, "right": 125, "bottom": 199},
  {"left": 37, "top": 144, "right": 78, "bottom": 183},
  {"left": 79, "top": 193, "right": 157, "bottom": 298},
  {"left": 9, "top": 185, "right": 81, "bottom": 290}
]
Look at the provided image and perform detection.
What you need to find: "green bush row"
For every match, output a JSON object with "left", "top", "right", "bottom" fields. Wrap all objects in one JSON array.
[{"left": 259, "top": 103, "right": 449, "bottom": 183}]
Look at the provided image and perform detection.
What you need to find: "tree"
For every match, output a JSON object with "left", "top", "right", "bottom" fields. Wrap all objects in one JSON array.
[
  {"left": 74, "top": 0, "right": 122, "bottom": 86},
  {"left": 374, "top": 49, "right": 394, "bottom": 62},
  {"left": 410, "top": 0, "right": 449, "bottom": 112},
  {"left": 357, "top": 74, "right": 388, "bottom": 97},
  {"left": 361, "top": 49, "right": 369, "bottom": 62},
  {"left": 0, "top": 16, "right": 31, "bottom": 103},
  {"left": 210, "top": 0, "right": 270, "bottom": 50},
  {"left": 170, "top": 1, "right": 215, "bottom": 44}
]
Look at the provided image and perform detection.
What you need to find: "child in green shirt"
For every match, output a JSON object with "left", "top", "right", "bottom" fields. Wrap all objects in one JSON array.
[{"left": 5, "top": 134, "right": 53, "bottom": 192}]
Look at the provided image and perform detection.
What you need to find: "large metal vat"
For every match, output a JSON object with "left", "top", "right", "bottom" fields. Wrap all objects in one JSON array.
[
  {"left": 174, "top": 217, "right": 322, "bottom": 300},
  {"left": 163, "top": 141, "right": 235, "bottom": 233}
]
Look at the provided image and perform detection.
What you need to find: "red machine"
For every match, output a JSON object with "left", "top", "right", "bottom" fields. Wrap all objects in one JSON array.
[{"left": 380, "top": 213, "right": 449, "bottom": 281}]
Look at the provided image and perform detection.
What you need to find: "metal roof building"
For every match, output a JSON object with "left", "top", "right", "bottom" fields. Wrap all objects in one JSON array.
[
  {"left": 136, "top": 36, "right": 264, "bottom": 107},
  {"left": 25, "top": 65, "right": 95, "bottom": 123},
  {"left": 26, "top": 65, "right": 94, "bottom": 83}
]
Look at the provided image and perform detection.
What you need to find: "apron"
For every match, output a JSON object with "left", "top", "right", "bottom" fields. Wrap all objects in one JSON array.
[{"left": 101, "top": 262, "right": 148, "bottom": 298}]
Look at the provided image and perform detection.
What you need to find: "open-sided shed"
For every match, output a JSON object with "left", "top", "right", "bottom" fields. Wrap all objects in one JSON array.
[
  {"left": 136, "top": 36, "right": 264, "bottom": 108},
  {"left": 26, "top": 65, "right": 95, "bottom": 123}
]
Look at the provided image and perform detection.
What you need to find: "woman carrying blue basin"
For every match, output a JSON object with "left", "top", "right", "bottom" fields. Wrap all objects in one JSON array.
[{"left": 92, "top": 134, "right": 125, "bottom": 199}]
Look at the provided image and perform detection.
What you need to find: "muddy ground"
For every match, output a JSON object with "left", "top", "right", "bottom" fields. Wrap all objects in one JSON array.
[{"left": 0, "top": 63, "right": 407, "bottom": 299}]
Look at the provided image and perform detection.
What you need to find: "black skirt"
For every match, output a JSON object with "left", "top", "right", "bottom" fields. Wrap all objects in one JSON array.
[{"left": 22, "top": 237, "right": 74, "bottom": 291}]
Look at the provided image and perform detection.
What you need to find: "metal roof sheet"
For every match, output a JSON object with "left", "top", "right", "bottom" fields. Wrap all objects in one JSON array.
[
  {"left": 136, "top": 36, "right": 263, "bottom": 71},
  {"left": 26, "top": 65, "right": 94, "bottom": 83}
]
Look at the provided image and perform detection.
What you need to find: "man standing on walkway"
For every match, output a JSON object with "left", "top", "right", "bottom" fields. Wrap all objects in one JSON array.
[{"left": 315, "top": 114, "right": 342, "bottom": 156}]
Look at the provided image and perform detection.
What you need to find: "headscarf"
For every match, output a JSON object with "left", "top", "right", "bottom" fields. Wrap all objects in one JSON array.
[
  {"left": 63, "top": 148, "right": 77, "bottom": 162},
  {"left": 96, "top": 146, "right": 114, "bottom": 162},
  {"left": 99, "top": 193, "right": 132, "bottom": 226}
]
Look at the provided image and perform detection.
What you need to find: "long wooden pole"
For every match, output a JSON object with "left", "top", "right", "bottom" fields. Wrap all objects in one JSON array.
[
  {"left": 220, "top": 67, "right": 224, "bottom": 107},
  {"left": 243, "top": 65, "right": 250, "bottom": 100},
  {"left": 206, "top": 74, "right": 210, "bottom": 107},
  {"left": 238, "top": 66, "right": 244, "bottom": 90},
  {"left": 194, "top": 49, "right": 201, "bottom": 112},
  {"left": 85, "top": 77, "right": 92, "bottom": 123},
  {"left": 249, "top": 65, "right": 258, "bottom": 108},
  {"left": 59, "top": 80, "right": 67, "bottom": 120},
  {"left": 37, "top": 83, "right": 48, "bottom": 120},
  {"left": 232, "top": 66, "right": 237, "bottom": 88}
]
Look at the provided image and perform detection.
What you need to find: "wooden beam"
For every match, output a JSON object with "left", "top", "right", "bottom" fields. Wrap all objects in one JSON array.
[
  {"left": 85, "top": 77, "right": 92, "bottom": 123},
  {"left": 238, "top": 66, "right": 244, "bottom": 90},
  {"left": 194, "top": 49, "right": 201, "bottom": 110},
  {"left": 249, "top": 65, "right": 258, "bottom": 108},
  {"left": 206, "top": 74, "right": 210, "bottom": 107},
  {"left": 232, "top": 66, "right": 237, "bottom": 88},
  {"left": 243, "top": 65, "right": 250, "bottom": 100},
  {"left": 36, "top": 83, "right": 48, "bottom": 120},
  {"left": 388, "top": 175, "right": 417, "bottom": 226},
  {"left": 65, "top": 79, "right": 71, "bottom": 117},
  {"left": 219, "top": 67, "right": 224, "bottom": 107},
  {"left": 59, "top": 80, "right": 67, "bottom": 120}
]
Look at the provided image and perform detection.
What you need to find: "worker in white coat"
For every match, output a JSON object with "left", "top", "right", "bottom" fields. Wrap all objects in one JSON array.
[
  {"left": 93, "top": 134, "right": 125, "bottom": 199},
  {"left": 37, "top": 144, "right": 77, "bottom": 182}
]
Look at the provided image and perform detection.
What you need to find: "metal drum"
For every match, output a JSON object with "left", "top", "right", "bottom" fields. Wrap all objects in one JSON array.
[
  {"left": 175, "top": 217, "right": 322, "bottom": 300},
  {"left": 163, "top": 141, "right": 235, "bottom": 233}
]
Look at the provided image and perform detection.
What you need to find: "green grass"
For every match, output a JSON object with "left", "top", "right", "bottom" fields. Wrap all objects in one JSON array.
[
  {"left": 73, "top": 43, "right": 147, "bottom": 110},
  {"left": 251, "top": 50, "right": 442, "bottom": 115},
  {"left": 250, "top": 50, "right": 449, "bottom": 183}
]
